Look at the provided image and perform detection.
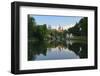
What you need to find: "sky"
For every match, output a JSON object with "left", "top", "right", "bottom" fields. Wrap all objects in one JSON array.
[{"left": 31, "top": 15, "right": 83, "bottom": 30}]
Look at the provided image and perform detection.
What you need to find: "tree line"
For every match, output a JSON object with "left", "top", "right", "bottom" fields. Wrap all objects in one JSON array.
[
  {"left": 28, "top": 15, "right": 88, "bottom": 41},
  {"left": 28, "top": 15, "right": 47, "bottom": 40},
  {"left": 68, "top": 17, "right": 88, "bottom": 36}
]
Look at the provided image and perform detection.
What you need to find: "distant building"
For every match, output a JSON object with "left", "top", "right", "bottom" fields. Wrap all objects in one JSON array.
[
  {"left": 47, "top": 24, "right": 75, "bottom": 32},
  {"left": 58, "top": 26, "right": 64, "bottom": 32}
]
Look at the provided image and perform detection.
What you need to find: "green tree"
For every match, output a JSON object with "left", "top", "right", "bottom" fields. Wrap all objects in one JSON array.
[
  {"left": 28, "top": 15, "right": 36, "bottom": 39},
  {"left": 34, "top": 24, "right": 47, "bottom": 40},
  {"left": 79, "top": 17, "right": 88, "bottom": 36},
  {"left": 68, "top": 17, "right": 88, "bottom": 36}
]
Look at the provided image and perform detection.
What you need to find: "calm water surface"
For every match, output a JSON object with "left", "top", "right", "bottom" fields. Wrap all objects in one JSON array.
[{"left": 28, "top": 40, "right": 87, "bottom": 61}]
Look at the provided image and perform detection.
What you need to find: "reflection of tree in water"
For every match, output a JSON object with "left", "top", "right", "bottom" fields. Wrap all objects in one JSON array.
[
  {"left": 28, "top": 41, "right": 47, "bottom": 60},
  {"left": 68, "top": 42, "right": 88, "bottom": 58},
  {"left": 28, "top": 40, "right": 88, "bottom": 61}
]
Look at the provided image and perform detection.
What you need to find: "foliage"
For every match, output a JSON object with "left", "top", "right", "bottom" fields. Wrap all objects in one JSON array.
[
  {"left": 28, "top": 15, "right": 36, "bottom": 39},
  {"left": 28, "top": 16, "right": 87, "bottom": 41},
  {"left": 28, "top": 15, "right": 47, "bottom": 40},
  {"left": 68, "top": 17, "right": 88, "bottom": 36}
]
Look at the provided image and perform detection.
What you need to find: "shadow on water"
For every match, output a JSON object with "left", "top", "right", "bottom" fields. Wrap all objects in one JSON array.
[{"left": 28, "top": 40, "right": 88, "bottom": 61}]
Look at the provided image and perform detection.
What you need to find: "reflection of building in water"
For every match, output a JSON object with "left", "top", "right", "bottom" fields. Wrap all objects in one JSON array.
[
  {"left": 66, "top": 40, "right": 73, "bottom": 45},
  {"left": 57, "top": 45, "right": 64, "bottom": 51},
  {"left": 78, "top": 47, "right": 82, "bottom": 53}
]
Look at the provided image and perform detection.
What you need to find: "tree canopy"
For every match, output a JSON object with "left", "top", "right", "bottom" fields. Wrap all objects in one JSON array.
[
  {"left": 68, "top": 17, "right": 88, "bottom": 36},
  {"left": 28, "top": 16, "right": 88, "bottom": 41}
]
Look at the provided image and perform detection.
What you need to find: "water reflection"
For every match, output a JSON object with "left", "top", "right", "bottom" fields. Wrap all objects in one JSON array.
[{"left": 28, "top": 40, "right": 88, "bottom": 61}]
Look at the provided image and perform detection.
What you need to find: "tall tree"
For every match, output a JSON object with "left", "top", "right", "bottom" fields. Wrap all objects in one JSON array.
[
  {"left": 68, "top": 17, "right": 88, "bottom": 36},
  {"left": 28, "top": 15, "right": 36, "bottom": 39}
]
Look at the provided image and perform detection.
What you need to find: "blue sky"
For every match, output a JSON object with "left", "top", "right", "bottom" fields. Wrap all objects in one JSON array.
[{"left": 32, "top": 15, "right": 83, "bottom": 28}]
